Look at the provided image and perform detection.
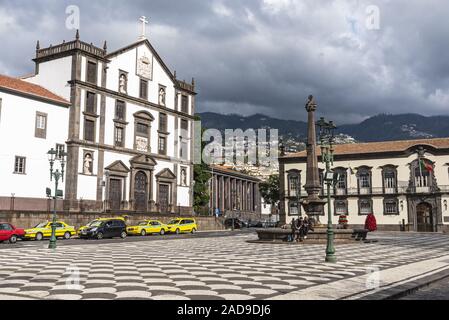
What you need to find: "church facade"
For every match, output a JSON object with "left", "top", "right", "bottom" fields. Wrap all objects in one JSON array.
[
  {"left": 1, "top": 30, "right": 196, "bottom": 215},
  {"left": 279, "top": 138, "right": 449, "bottom": 233}
]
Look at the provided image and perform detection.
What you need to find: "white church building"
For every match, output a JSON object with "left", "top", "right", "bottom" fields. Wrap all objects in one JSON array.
[{"left": 0, "top": 24, "right": 196, "bottom": 215}]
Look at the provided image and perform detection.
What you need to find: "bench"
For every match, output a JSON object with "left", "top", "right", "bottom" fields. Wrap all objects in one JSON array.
[{"left": 352, "top": 229, "right": 369, "bottom": 241}]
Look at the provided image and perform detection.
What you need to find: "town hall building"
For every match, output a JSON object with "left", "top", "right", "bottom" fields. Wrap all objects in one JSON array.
[
  {"left": 280, "top": 138, "right": 449, "bottom": 233},
  {"left": 0, "top": 23, "right": 196, "bottom": 215}
]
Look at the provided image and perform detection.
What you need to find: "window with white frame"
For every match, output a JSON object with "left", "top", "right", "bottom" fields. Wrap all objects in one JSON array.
[
  {"left": 289, "top": 175, "right": 299, "bottom": 196},
  {"left": 384, "top": 198, "right": 399, "bottom": 214},
  {"left": 335, "top": 200, "right": 347, "bottom": 215},
  {"left": 359, "top": 198, "right": 372, "bottom": 215},
  {"left": 289, "top": 201, "right": 299, "bottom": 215},
  {"left": 35, "top": 112, "right": 47, "bottom": 139},
  {"left": 14, "top": 156, "right": 26, "bottom": 174}
]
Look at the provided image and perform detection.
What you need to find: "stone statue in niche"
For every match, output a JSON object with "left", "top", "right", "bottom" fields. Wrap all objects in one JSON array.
[
  {"left": 181, "top": 169, "right": 187, "bottom": 186},
  {"left": 119, "top": 74, "right": 127, "bottom": 94},
  {"left": 159, "top": 88, "right": 166, "bottom": 106},
  {"left": 83, "top": 153, "right": 93, "bottom": 175}
]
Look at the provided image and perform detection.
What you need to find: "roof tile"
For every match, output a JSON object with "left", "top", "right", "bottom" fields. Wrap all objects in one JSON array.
[
  {"left": 0, "top": 74, "right": 69, "bottom": 105},
  {"left": 283, "top": 137, "right": 449, "bottom": 158}
]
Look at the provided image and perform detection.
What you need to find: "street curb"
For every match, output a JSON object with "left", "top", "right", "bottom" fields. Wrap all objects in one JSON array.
[{"left": 358, "top": 268, "right": 449, "bottom": 300}]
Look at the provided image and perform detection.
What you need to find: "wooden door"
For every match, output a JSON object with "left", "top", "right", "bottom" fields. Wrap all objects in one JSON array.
[
  {"left": 417, "top": 203, "right": 433, "bottom": 232},
  {"left": 134, "top": 171, "right": 148, "bottom": 212},
  {"left": 109, "top": 179, "right": 122, "bottom": 211},
  {"left": 158, "top": 184, "right": 170, "bottom": 214}
]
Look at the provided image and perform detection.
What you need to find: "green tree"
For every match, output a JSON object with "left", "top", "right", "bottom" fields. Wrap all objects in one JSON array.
[
  {"left": 260, "top": 174, "right": 280, "bottom": 207},
  {"left": 193, "top": 116, "right": 212, "bottom": 214}
]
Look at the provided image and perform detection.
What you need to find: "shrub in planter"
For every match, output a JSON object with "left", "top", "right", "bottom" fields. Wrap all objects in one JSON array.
[{"left": 338, "top": 214, "right": 348, "bottom": 229}]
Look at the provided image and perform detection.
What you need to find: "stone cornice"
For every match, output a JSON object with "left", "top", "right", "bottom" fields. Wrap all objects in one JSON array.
[
  {"left": 66, "top": 139, "right": 193, "bottom": 166},
  {"left": 68, "top": 80, "right": 195, "bottom": 120}
]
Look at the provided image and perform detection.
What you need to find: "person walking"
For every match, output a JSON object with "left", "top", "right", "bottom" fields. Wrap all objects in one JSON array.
[{"left": 289, "top": 218, "right": 296, "bottom": 242}]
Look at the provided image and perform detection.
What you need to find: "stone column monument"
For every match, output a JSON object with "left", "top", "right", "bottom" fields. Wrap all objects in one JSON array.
[{"left": 301, "top": 95, "right": 326, "bottom": 225}]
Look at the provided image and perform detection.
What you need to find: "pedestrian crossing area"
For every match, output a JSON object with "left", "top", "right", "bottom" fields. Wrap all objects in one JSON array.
[{"left": 1, "top": 232, "right": 449, "bottom": 300}]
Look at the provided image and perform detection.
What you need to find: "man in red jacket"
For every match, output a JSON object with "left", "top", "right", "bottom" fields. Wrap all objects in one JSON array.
[{"left": 365, "top": 213, "right": 377, "bottom": 232}]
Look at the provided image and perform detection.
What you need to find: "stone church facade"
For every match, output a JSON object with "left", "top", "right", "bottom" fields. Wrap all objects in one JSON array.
[
  {"left": 1, "top": 31, "right": 196, "bottom": 215},
  {"left": 280, "top": 138, "right": 449, "bottom": 232}
]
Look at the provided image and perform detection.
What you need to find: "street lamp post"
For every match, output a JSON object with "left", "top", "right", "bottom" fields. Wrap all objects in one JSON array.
[
  {"left": 316, "top": 117, "right": 337, "bottom": 263},
  {"left": 47, "top": 147, "right": 67, "bottom": 250}
]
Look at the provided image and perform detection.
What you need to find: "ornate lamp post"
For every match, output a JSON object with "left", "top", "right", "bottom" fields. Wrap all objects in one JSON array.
[
  {"left": 47, "top": 147, "right": 67, "bottom": 249},
  {"left": 316, "top": 117, "right": 337, "bottom": 263}
]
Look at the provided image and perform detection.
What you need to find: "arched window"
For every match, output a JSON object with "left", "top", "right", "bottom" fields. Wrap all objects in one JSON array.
[
  {"left": 382, "top": 165, "right": 398, "bottom": 194},
  {"left": 410, "top": 158, "right": 434, "bottom": 192},
  {"left": 287, "top": 170, "right": 301, "bottom": 197},
  {"left": 356, "top": 166, "right": 372, "bottom": 195},
  {"left": 334, "top": 168, "right": 347, "bottom": 195}
]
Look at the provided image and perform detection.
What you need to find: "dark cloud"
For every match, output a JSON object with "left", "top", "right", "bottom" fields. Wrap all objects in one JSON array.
[{"left": 0, "top": 0, "right": 448, "bottom": 124}]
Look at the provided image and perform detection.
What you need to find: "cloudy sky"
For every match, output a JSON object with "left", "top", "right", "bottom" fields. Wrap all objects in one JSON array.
[{"left": 0, "top": 0, "right": 448, "bottom": 124}]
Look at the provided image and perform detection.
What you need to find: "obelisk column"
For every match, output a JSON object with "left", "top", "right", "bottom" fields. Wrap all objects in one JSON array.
[
  {"left": 304, "top": 95, "right": 322, "bottom": 199},
  {"left": 301, "top": 95, "right": 326, "bottom": 224}
]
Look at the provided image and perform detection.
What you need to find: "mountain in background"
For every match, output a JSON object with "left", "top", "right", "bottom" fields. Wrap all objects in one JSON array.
[{"left": 197, "top": 112, "right": 449, "bottom": 151}]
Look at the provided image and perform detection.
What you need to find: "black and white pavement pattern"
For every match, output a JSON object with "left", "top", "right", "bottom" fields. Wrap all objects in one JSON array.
[{"left": 1, "top": 232, "right": 449, "bottom": 300}]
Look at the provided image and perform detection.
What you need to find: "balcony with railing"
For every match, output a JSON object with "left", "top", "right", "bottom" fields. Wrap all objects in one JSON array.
[
  {"left": 315, "top": 185, "right": 449, "bottom": 197},
  {"left": 35, "top": 40, "right": 107, "bottom": 60}
]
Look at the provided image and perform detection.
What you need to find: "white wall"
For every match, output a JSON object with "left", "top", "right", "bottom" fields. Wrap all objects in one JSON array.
[
  {"left": 0, "top": 91, "right": 69, "bottom": 198},
  {"left": 25, "top": 56, "right": 72, "bottom": 100}
]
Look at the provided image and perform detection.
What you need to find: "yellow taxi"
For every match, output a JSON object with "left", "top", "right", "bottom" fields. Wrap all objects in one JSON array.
[
  {"left": 127, "top": 220, "right": 168, "bottom": 236},
  {"left": 166, "top": 218, "right": 198, "bottom": 234},
  {"left": 24, "top": 221, "right": 76, "bottom": 241},
  {"left": 77, "top": 216, "right": 127, "bottom": 236}
]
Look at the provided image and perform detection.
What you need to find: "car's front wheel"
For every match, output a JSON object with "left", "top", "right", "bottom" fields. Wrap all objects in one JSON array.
[
  {"left": 141, "top": 229, "right": 147, "bottom": 236},
  {"left": 97, "top": 232, "right": 104, "bottom": 240},
  {"left": 9, "top": 235, "right": 18, "bottom": 244},
  {"left": 175, "top": 228, "right": 180, "bottom": 235},
  {"left": 63, "top": 232, "right": 71, "bottom": 240},
  {"left": 160, "top": 229, "right": 165, "bottom": 235},
  {"left": 35, "top": 233, "right": 43, "bottom": 241},
  {"left": 191, "top": 228, "right": 196, "bottom": 234},
  {"left": 120, "top": 231, "right": 127, "bottom": 239}
]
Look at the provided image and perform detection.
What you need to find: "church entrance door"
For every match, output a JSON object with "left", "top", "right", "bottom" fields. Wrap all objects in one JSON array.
[
  {"left": 134, "top": 171, "right": 148, "bottom": 212},
  {"left": 159, "top": 184, "right": 170, "bottom": 214},
  {"left": 417, "top": 203, "right": 433, "bottom": 232},
  {"left": 109, "top": 179, "right": 122, "bottom": 211}
]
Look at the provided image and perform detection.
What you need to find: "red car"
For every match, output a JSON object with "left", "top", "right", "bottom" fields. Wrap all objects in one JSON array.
[{"left": 0, "top": 223, "right": 25, "bottom": 244}]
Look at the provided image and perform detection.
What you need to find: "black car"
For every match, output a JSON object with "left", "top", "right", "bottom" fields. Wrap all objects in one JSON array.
[{"left": 79, "top": 219, "right": 127, "bottom": 240}]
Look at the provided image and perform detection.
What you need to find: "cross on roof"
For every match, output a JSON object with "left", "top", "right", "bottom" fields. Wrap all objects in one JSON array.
[{"left": 139, "top": 16, "right": 149, "bottom": 40}]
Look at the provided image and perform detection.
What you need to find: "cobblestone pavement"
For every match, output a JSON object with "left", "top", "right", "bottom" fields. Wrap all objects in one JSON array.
[
  {"left": 1, "top": 232, "right": 449, "bottom": 300},
  {"left": 399, "top": 277, "right": 449, "bottom": 300}
]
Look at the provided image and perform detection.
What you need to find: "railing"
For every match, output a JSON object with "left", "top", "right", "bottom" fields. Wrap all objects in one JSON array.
[
  {"left": 289, "top": 185, "right": 449, "bottom": 198},
  {"left": 177, "top": 80, "right": 195, "bottom": 92},
  {"left": 36, "top": 40, "right": 106, "bottom": 59}
]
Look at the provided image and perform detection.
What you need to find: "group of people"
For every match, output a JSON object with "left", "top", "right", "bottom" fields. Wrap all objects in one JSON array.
[{"left": 289, "top": 216, "right": 314, "bottom": 242}]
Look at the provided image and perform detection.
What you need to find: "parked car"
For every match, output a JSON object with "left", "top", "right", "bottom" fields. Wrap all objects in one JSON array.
[
  {"left": 127, "top": 220, "right": 168, "bottom": 236},
  {"left": 24, "top": 221, "right": 76, "bottom": 241},
  {"left": 0, "top": 223, "right": 25, "bottom": 244},
  {"left": 166, "top": 218, "right": 197, "bottom": 234},
  {"left": 77, "top": 216, "right": 126, "bottom": 236},
  {"left": 79, "top": 219, "right": 127, "bottom": 240}
]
